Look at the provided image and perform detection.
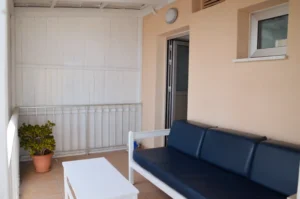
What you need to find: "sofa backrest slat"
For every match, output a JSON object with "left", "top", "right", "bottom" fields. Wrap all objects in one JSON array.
[
  {"left": 200, "top": 129, "right": 266, "bottom": 177},
  {"left": 167, "top": 121, "right": 209, "bottom": 158},
  {"left": 167, "top": 121, "right": 300, "bottom": 196},
  {"left": 250, "top": 140, "right": 300, "bottom": 196}
]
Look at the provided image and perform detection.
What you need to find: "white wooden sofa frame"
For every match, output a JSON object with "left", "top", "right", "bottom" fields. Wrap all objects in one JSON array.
[
  {"left": 128, "top": 130, "right": 298, "bottom": 199},
  {"left": 128, "top": 130, "right": 186, "bottom": 199}
]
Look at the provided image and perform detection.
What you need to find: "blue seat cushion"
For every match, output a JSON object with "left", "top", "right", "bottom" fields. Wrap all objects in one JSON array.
[
  {"left": 250, "top": 140, "right": 300, "bottom": 196},
  {"left": 200, "top": 128, "right": 266, "bottom": 177},
  {"left": 134, "top": 147, "right": 286, "bottom": 199},
  {"left": 168, "top": 120, "right": 209, "bottom": 158}
]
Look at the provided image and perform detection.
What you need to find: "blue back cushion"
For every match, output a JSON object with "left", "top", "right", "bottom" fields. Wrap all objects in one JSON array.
[
  {"left": 168, "top": 121, "right": 208, "bottom": 158},
  {"left": 250, "top": 140, "right": 300, "bottom": 196},
  {"left": 200, "top": 129, "right": 266, "bottom": 177}
]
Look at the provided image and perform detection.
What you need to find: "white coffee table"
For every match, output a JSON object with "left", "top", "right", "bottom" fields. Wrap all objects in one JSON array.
[{"left": 62, "top": 158, "right": 139, "bottom": 199}]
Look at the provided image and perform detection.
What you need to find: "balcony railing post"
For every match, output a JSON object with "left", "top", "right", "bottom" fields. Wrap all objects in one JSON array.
[{"left": 6, "top": 108, "right": 20, "bottom": 199}]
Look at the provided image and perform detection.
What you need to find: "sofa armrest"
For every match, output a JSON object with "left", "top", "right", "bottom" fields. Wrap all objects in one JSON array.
[
  {"left": 128, "top": 129, "right": 170, "bottom": 184},
  {"left": 128, "top": 129, "right": 170, "bottom": 160},
  {"left": 130, "top": 129, "right": 170, "bottom": 140}
]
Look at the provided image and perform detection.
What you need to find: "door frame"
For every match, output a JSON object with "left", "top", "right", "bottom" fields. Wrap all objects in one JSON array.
[
  {"left": 166, "top": 40, "right": 189, "bottom": 128},
  {"left": 164, "top": 35, "right": 190, "bottom": 146},
  {"left": 150, "top": 27, "right": 189, "bottom": 148},
  {"left": 171, "top": 40, "right": 189, "bottom": 122},
  {"left": 167, "top": 30, "right": 190, "bottom": 41}
]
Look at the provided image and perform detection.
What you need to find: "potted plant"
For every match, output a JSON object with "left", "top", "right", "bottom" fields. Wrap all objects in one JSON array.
[{"left": 18, "top": 121, "right": 56, "bottom": 173}]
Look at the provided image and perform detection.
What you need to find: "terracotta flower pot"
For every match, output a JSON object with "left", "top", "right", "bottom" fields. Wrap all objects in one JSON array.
[{"left": 31, "top": 153, "right": 53, "bottom": 173}]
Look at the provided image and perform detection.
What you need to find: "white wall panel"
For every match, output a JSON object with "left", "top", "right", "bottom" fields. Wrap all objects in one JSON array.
[
  {"left": 72, "top": 70, "right": 83, "bottom": 105},
  {"left": 46, "top": 69, "right": 55, "bottom": 105},
  {"left": 15, "top": 68, "right": 22, "bottom": 106},
  {"left": 15, "top": 17, "right": 22, "bottom": 64},
  {"left": 105, "top": 71, "right": 123, "bottom": 103},
  {"left": 93, "top": 71, "right": 105, "bottom": 104},
  {"left": 83, "top": 18, "right": 110, "bottom": 67},
  {"left": 84, "top": 70, "right": 95, "bottom": 104},
  {"left": 108, "top": 18, "right": 138, "bottom": 68},
  {"left": 34, "top": 17, "right": 47, "bottom": 65},
  {"left": 46, "top": 18, "right": 61, "bottom": 65},
  {"left": 35, "top": 69, "right": 46, "bottom": 106},
  {"left": 62, "top": 70, "right": 74, "bottom": 105},
  {"left": 16, "top": 67, "right": 141, "bottom": 106},
  {"left": 14, "top": 9, "right": 142, "bottom": 158},
  {"left": 21, "top": 17, "right": 36, "bottom": 64},
  {"left": 14, "top": 10, "right": 141, "bottom": 106},
  {"left": 21, "top": 68, "right": 35, "bottom": 106},
  {"left": 123, "top": 71, "right": 140, "bottom": 102}
]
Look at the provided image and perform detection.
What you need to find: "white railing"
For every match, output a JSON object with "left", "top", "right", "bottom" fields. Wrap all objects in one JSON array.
[
  {"left": 18, "top": 103, "right": 142, "bottom": 160},
  {"left": 7, "top": 108, "right": 20, "bottom": 199}
]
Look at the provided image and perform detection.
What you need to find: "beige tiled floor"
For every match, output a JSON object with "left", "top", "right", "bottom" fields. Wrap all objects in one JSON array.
[{"left": 20, "top": 150, "right": 171, "bottom": 199}]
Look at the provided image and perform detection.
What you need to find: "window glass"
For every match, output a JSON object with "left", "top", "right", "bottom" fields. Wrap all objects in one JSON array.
[
  {"left": 176, "top": 45, "right": 189, "bottom": 92},
  {"left": 257, "top": 15, "right": 288, "bottom": 49}
]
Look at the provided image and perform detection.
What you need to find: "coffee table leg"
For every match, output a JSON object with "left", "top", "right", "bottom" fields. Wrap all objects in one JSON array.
[{"left": 64, "top": 172, "right": 68, "bottom": 199}]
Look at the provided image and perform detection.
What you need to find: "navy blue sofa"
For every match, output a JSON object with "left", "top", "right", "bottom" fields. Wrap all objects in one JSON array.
[{"left": 133, "top": 121, "right": 300, "bottom": 199}]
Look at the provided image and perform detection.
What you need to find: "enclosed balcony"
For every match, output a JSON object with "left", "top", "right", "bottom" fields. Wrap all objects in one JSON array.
[{"left": 1, "top": 0, "right": 300, "bottom": 198}]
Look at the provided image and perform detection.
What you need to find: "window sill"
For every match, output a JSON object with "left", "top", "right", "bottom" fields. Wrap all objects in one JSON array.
[{"left": 233, "top": 55, "right": 287, "bottom": 63}]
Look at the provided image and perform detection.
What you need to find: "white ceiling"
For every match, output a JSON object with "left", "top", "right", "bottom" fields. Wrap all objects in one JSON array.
[{"left": 13, "top": 0, "right": 169, "bottom": 10}]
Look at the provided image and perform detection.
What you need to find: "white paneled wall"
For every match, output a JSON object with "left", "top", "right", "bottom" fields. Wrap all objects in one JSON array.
[
  {"left": 16, "top": 68, "right": 140, "bottom": 106},
  {"left": 12, "top": 8, "right": 143, "bottom": 158},
  {"left": 14, "top": 8, "right": 141, "bottom": 106}
]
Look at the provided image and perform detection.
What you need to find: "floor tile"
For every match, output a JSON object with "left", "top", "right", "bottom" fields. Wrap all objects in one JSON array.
[{"left": 20, "top": 150, "right": 169, "bottom": 199}]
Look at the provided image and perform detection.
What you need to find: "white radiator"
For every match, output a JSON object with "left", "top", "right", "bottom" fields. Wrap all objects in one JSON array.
[{"left": 18, "top": 104, "right": 142, "bottom": 160}]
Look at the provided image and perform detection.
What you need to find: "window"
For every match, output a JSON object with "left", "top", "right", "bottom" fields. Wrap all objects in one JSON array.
[{"left": 250, "top": 3, "right": 289, "bottom": 58}]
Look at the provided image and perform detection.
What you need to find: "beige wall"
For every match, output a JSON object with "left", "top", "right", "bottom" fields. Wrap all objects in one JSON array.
[
  {"left": 142, "top": 0, "right": 300, "bottom": 148},
  {"left": 142, "top": 0, "right": 193, "bottom": 147}
]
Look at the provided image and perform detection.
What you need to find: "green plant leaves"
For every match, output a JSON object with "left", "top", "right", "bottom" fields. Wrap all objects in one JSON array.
[{"left": 18, "top": 121, "right": 56, "bottom": 156}]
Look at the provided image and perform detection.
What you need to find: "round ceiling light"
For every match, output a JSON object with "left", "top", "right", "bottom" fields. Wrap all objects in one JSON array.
[{"left": 165, "top": 8, "right": 178, "bottom": 24}]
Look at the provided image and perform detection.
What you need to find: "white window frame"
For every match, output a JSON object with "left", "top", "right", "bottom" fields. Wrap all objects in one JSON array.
[{"left": 249, "top": 3, "right": 289, "bottom": 58}]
